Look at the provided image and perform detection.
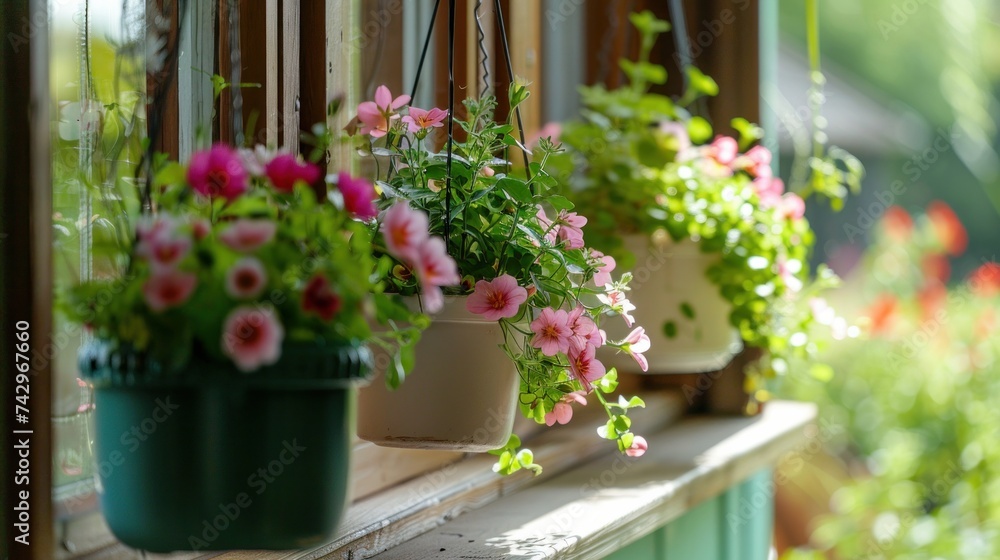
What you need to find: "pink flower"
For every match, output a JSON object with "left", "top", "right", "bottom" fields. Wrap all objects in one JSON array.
[
  {"left": 568, "top": 344, "right": 606, "bottom": 391},
  {"left": 414, "top": 237, "right": 460, "bottom": 313},
  {"left": 466, "top": 274, "right": 528, "bottom": 321},
  {"left": 219, "top": 219, "right": 277, "bottom": 252},
  {"left": 555, "top": 210, "right": 587, "bottom": 249},
  {"left": 136, "top": 215, "right": 176, "bottom": 245},
  {"left": 707, "top": 136, "right": 739, "bottom": 166},
  {"left": 530, "top": 307, "right": 572, "bottom": 356},
  {"left": 225, "top": 257, "right": 267, "bottom": 300},
  {"left": 140, "top": 233, "right": 191, "bottom": 271},
  {"left": 737, "top": 145, "right": 773, "bottom": 178},
  {"left": 778, "top": 193, "right": 806, "bottom": 220},
  {"left": 337, "top": 172, "right": 379, "bottom": 220},
  {"left": 592, "top": 251, "right": 616, "bottom": 287},
  {"left": 566, "top": 305, "right": 601, "bottom": 352},
  {"left": 402, "top": 106, "right": 447, "bottom": 133},
  {"left": 356, "top": 85, "right": 410, "bottom": 138},
  {"left": 623, "top": 326, "right": 651, "bottom": 372},
  {"left": 265, "top": 153, "right": 321, "bottom": 193},
  {"left": 221, "top": 305, "right": 284, "bottom": 372},
  {"left": 598, "top": 289, "right": 636, "bottom": 327},
  {"left": 626, "top": 435, "right": 648, "bottom": 458},
  {"left": 535, "top": 207, "right": 558, "bottom": 245},
  {"left": 752, "top": 177, "right": 785, "bottom": 208},
  {"left": 479, "top": 166, "right": 496, "bottom": 178},
  {"left": 143, "top": 270, "right": 197, "bottom": 312},
  {"left": 382, "top": 202, "right": 430, "bottom": 263},
  {"left": 302, "top": 275, "right": 342, "bottom": 321},
  {"left": 187, "top": 144, "right": 249, "bottom": 201},
  {"left": 544, "top": 391, "right": 588, "bottom": 427}
]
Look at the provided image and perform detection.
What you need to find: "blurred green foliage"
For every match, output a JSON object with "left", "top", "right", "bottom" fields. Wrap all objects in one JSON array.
[{"left": 779, "top": 204, "right": 1000, "bottom": 558}]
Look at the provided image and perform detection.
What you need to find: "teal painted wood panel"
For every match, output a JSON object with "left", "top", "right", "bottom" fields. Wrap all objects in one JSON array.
[
  {"left": 664, "top": 497, "right": 721, "bottom": 559},
  {"left": 600, "top": 468, "right": 774, "bottom": 560}
]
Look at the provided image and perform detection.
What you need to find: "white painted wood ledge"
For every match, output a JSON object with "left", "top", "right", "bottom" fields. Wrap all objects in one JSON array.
[
  {"left": 62, "top": 397, "right": 816, "bottom": 560},
  {"left": 366, "top": 400, "right": 816, "bottom": 560}
]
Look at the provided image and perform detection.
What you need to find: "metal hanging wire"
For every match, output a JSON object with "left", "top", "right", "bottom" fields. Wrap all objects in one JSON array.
[
  {"left": 407, "top": 0, "right": 533, "bottom": 255},
  {"left": 668, "top": 0, "right": 692, "bottom": 92}
]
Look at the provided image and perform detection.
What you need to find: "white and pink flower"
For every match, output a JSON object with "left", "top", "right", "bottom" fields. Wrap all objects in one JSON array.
[
  {"left": 225, "top": 257, "right": 267, "bottom": 300},
  {"left": 626, "top": 435, "right": 648, "bottom": 457},
  {"left": 219, "top": 219, "right": 277, "bottom": 252},
  {"left": 142, "top": 270, "right": 197, "bottom": 312},
  {"left": 221, "top": 305, "right": 284, "bottom": 372},
  {"left": 598, "top": 288, "right": 636, "bottom": 327},
  {"left": 622, "top": 326, "right": 651, "bottom": 372}
]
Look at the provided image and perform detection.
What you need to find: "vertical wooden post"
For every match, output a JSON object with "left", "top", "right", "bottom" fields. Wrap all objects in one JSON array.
[
  {"left": 147, "top": 0, "right": 180, "bottom": 160},
  {"left": 266, "top": 0, "right": 280, "bottom": 147},
  {"left": 1, "top": 0, "right": 54, "bottom": 557},
  {"left": 328, "top": 0, "right": 360, "bottom": 172},
  {"left": 282, "top": 0, "right": 302, "bottom": 151},
  {"left": 178, "top": 0, "right": 216, "bottom": 157}
]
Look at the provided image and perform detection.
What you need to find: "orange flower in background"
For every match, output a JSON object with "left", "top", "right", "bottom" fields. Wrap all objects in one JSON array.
[
  {"left": 927, "top": 201, "right": 968, "bottom": 256},
  {"left": 968, "top": 262, "right": 1000, "bottom": 297},
  {"left": 917, "top": 282, "right": 947, "bottom": 320},
  {"left": 921, "top": 254, "right": 951, "bottom": 285},
  {"left": 882, "top": 206, "right": 913, "bottom": 242},
  {"left": 866, "top": 294, "right": 898, "bottom": 335}
]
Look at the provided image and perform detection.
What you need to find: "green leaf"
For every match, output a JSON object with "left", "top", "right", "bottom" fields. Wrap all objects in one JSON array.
[
  {"left": 663, "top": 320, "right": 678, "bottom": 339},
  {"left": 498, "top": 177, "right": 534, "bottom": 204},
  {"left": 680, "top": 302, "right": 696, "bottom": 320},
  {"left": 809, "top": 363, "right": 835, "bottom": 382}
]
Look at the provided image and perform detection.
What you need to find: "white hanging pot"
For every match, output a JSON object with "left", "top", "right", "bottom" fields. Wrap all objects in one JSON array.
[
  {"left": 357, "top": 296, "right": 520, "bottom": 452},
  {"left": 602, "top": 234, "right": 742, "bottom": 374}
]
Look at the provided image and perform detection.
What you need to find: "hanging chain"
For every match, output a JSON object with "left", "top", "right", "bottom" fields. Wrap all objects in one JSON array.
[
  {"left": 493, "top": 0, "right": 530, "bottom": 182},
  {"left": 444, "top": 0, "right": 456, "bottom": 253},
  {"left": 474, "top": 0, "right": 490, "bottom": 97},
  {"left": 668, "top": 0, "right": 693, "bottom": 92},
  {"left": 229, "top": 0, "right": 244, "bottom": 145}
]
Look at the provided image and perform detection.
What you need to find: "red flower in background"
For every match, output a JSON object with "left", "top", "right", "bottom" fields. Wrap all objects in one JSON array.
[
  {"left": 968, "top": 262, "right": 1000, "bottom": 297},
  {"left": 927, "top": 201, "right": 967, "bottom": 256},
  {"left": 921, "top": 254, "right": 951, "bottom": 285},
  {"left": 882, "top": 206, "right": 913, "bottom": 242},
  {"left": 302, "top": 275, "right": 342, "bottom": 321},
  {"left": 866, "top": 295, "right": 898, "bottom": 335}
]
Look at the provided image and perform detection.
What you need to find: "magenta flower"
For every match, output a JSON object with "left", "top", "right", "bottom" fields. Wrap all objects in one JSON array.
[
  {"left": 555, "top": 210, "right": 587, "bottom": 249},
  {"left": 142, "top": 270, "right": 197, "bottom": 312},
  {"left": 568, "top": 344, "right": 606, "bottom": 391},
  {"left": 778, "top": 193, "right": 806, "bottom": 220},
  {"left": 544, "top": 391, "right": 588, "bottom": 427},
  {"left": 301, "top": 274, "right": 342, "bottom": 321},
  {"left": 626, "top": 435, "right": 649, "bottom": 458},
  {"left": 265, "top": 154, "right": 321, "bottom": 193},
  {"left": 225, "top": 257, "right": 267, "bottom": 300},
  {"left": 356, "top": 85, "right": 411, "bottom": 138},
  {"left": 707, "top": 135, "right": 739, "bottom": 166},
  {"left": 466, "top": 274, "right": 528, "bottom": 321},
  {"left": 752, "top": 176, "right": 785, "bottom": 209},
  {"left": 623, "top": 326, "right": 652, "bottom": 373},
  {"left": 219, "top": 219, "right": 277, "bottom": 252},
  {"left": 221, "top": 305, "right": 284, "bottom": 372},
  {"left": 382, "top": 202, "right": 430, "bottom": 263},
  {"left": 591, "top": 251, "right": 616, "bottom": 287},
  {"left": 529, "top": 307, "right": 572, "bottom": 356},
  {"left": 187, "top": 144, "right": 249, "bottom": 201},
  {"left": 337, "top": 172, "right": 379, "bottom": 220},
  {"left": 402, "top": 106, "right": 447, "bottom": 134},
  {"left": 414, "top": 237, "right": 460, "bottom": 313}
]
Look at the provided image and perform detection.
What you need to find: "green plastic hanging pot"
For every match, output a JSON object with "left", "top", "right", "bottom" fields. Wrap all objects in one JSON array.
[{"left": 79, "top": 339, "right": 371, "bottom": 552}]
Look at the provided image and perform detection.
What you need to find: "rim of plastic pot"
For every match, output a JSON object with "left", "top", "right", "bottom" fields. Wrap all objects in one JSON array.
[{"left": 79, "top": 338, "right": 373, "bottom": 389}]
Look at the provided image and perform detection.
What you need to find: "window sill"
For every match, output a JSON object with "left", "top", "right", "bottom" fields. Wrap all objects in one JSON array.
[{"left": 61, "top": 396, "right": 815, "bottom": 559}]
